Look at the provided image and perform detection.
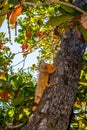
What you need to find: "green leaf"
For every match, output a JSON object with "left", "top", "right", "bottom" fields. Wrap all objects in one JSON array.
[
  {"left": 79, "top": 24, "right": 87, "bottom": 41},
  {"left": 0, "top": 2, "right": 9, "bottom": 26},
  {"left": 0, "top": 16, "right": 5, "bottom": 26},
  {"left": 8, "top": 109, "right": 14, "bottom": 117},
  {"left": 61, "top": 5, "right": 74, "bottom": 13},
  {"left": 8, "top": 0, "right": 18, "bottom": 5},
  {"left": 12, "top": 96, "right": 24, "bottom": 106},
  {"left": 47, "top": 14, "right": 74, "bottom": 27},
  {"left": 79, "top": 82, "right": 87, "bottom": 86},
  {"left": 85, "top": 74, "right": 87, "bottom": 80},
  {"left": 0, "top": 2, "right": 9, "bottom": 15},
  {"left": 80, "top": 70, "right": 84, "bottom": 79},
  {"left": 16, "top": 76, "right": 23, "bottom": 86}
]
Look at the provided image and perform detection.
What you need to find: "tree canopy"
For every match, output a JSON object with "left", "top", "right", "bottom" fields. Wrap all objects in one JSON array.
[{"left": 0, "top": 0, "right": 87, "bottom": 130}]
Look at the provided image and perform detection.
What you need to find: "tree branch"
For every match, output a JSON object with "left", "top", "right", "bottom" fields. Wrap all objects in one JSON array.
[
  {"left": 0, "top": 1, "right": 87, "bottom": 16},
  {"left": 22, "top": 0, "right": 87, "bottom": 15},
  {"left": 6, "top": 123, "right": 24, "bottom": 129}
]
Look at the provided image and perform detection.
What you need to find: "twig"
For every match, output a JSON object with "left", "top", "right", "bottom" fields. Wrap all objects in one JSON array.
[
  {"left": 21, "top": 1, "right": 48, "bottom": 7},
  {"left": 5, "top": 123, "right": 24, "bottom": 129},
  {"left": 14, "top": 44, "right": 37, "bottom": 55},
  {"left": 12, "top": 58, "right": 26, "bottom": 67},
  {"left": 21, "top": 56, "right": 27, "bottom": 69},
  {"left": 7, "top": 16, "right": 12, "bottom": 44}
]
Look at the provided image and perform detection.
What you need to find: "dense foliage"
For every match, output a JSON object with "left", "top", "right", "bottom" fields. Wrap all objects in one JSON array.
[{"left": 0, "top": 38, "right": 36, "bottom": 128}]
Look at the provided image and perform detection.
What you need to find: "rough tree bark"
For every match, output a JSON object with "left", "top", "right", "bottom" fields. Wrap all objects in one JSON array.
[
  {"left": 21, "top": 29, "right": 86, "bottom": 130},
  {"left": 21, "top": 1, "right": 87, "bottom": 130}
]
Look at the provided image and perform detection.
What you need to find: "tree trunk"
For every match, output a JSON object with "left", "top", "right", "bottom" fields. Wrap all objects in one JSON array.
[{"left": 21, "top": 27, "right": 86, "bottom": 130}]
